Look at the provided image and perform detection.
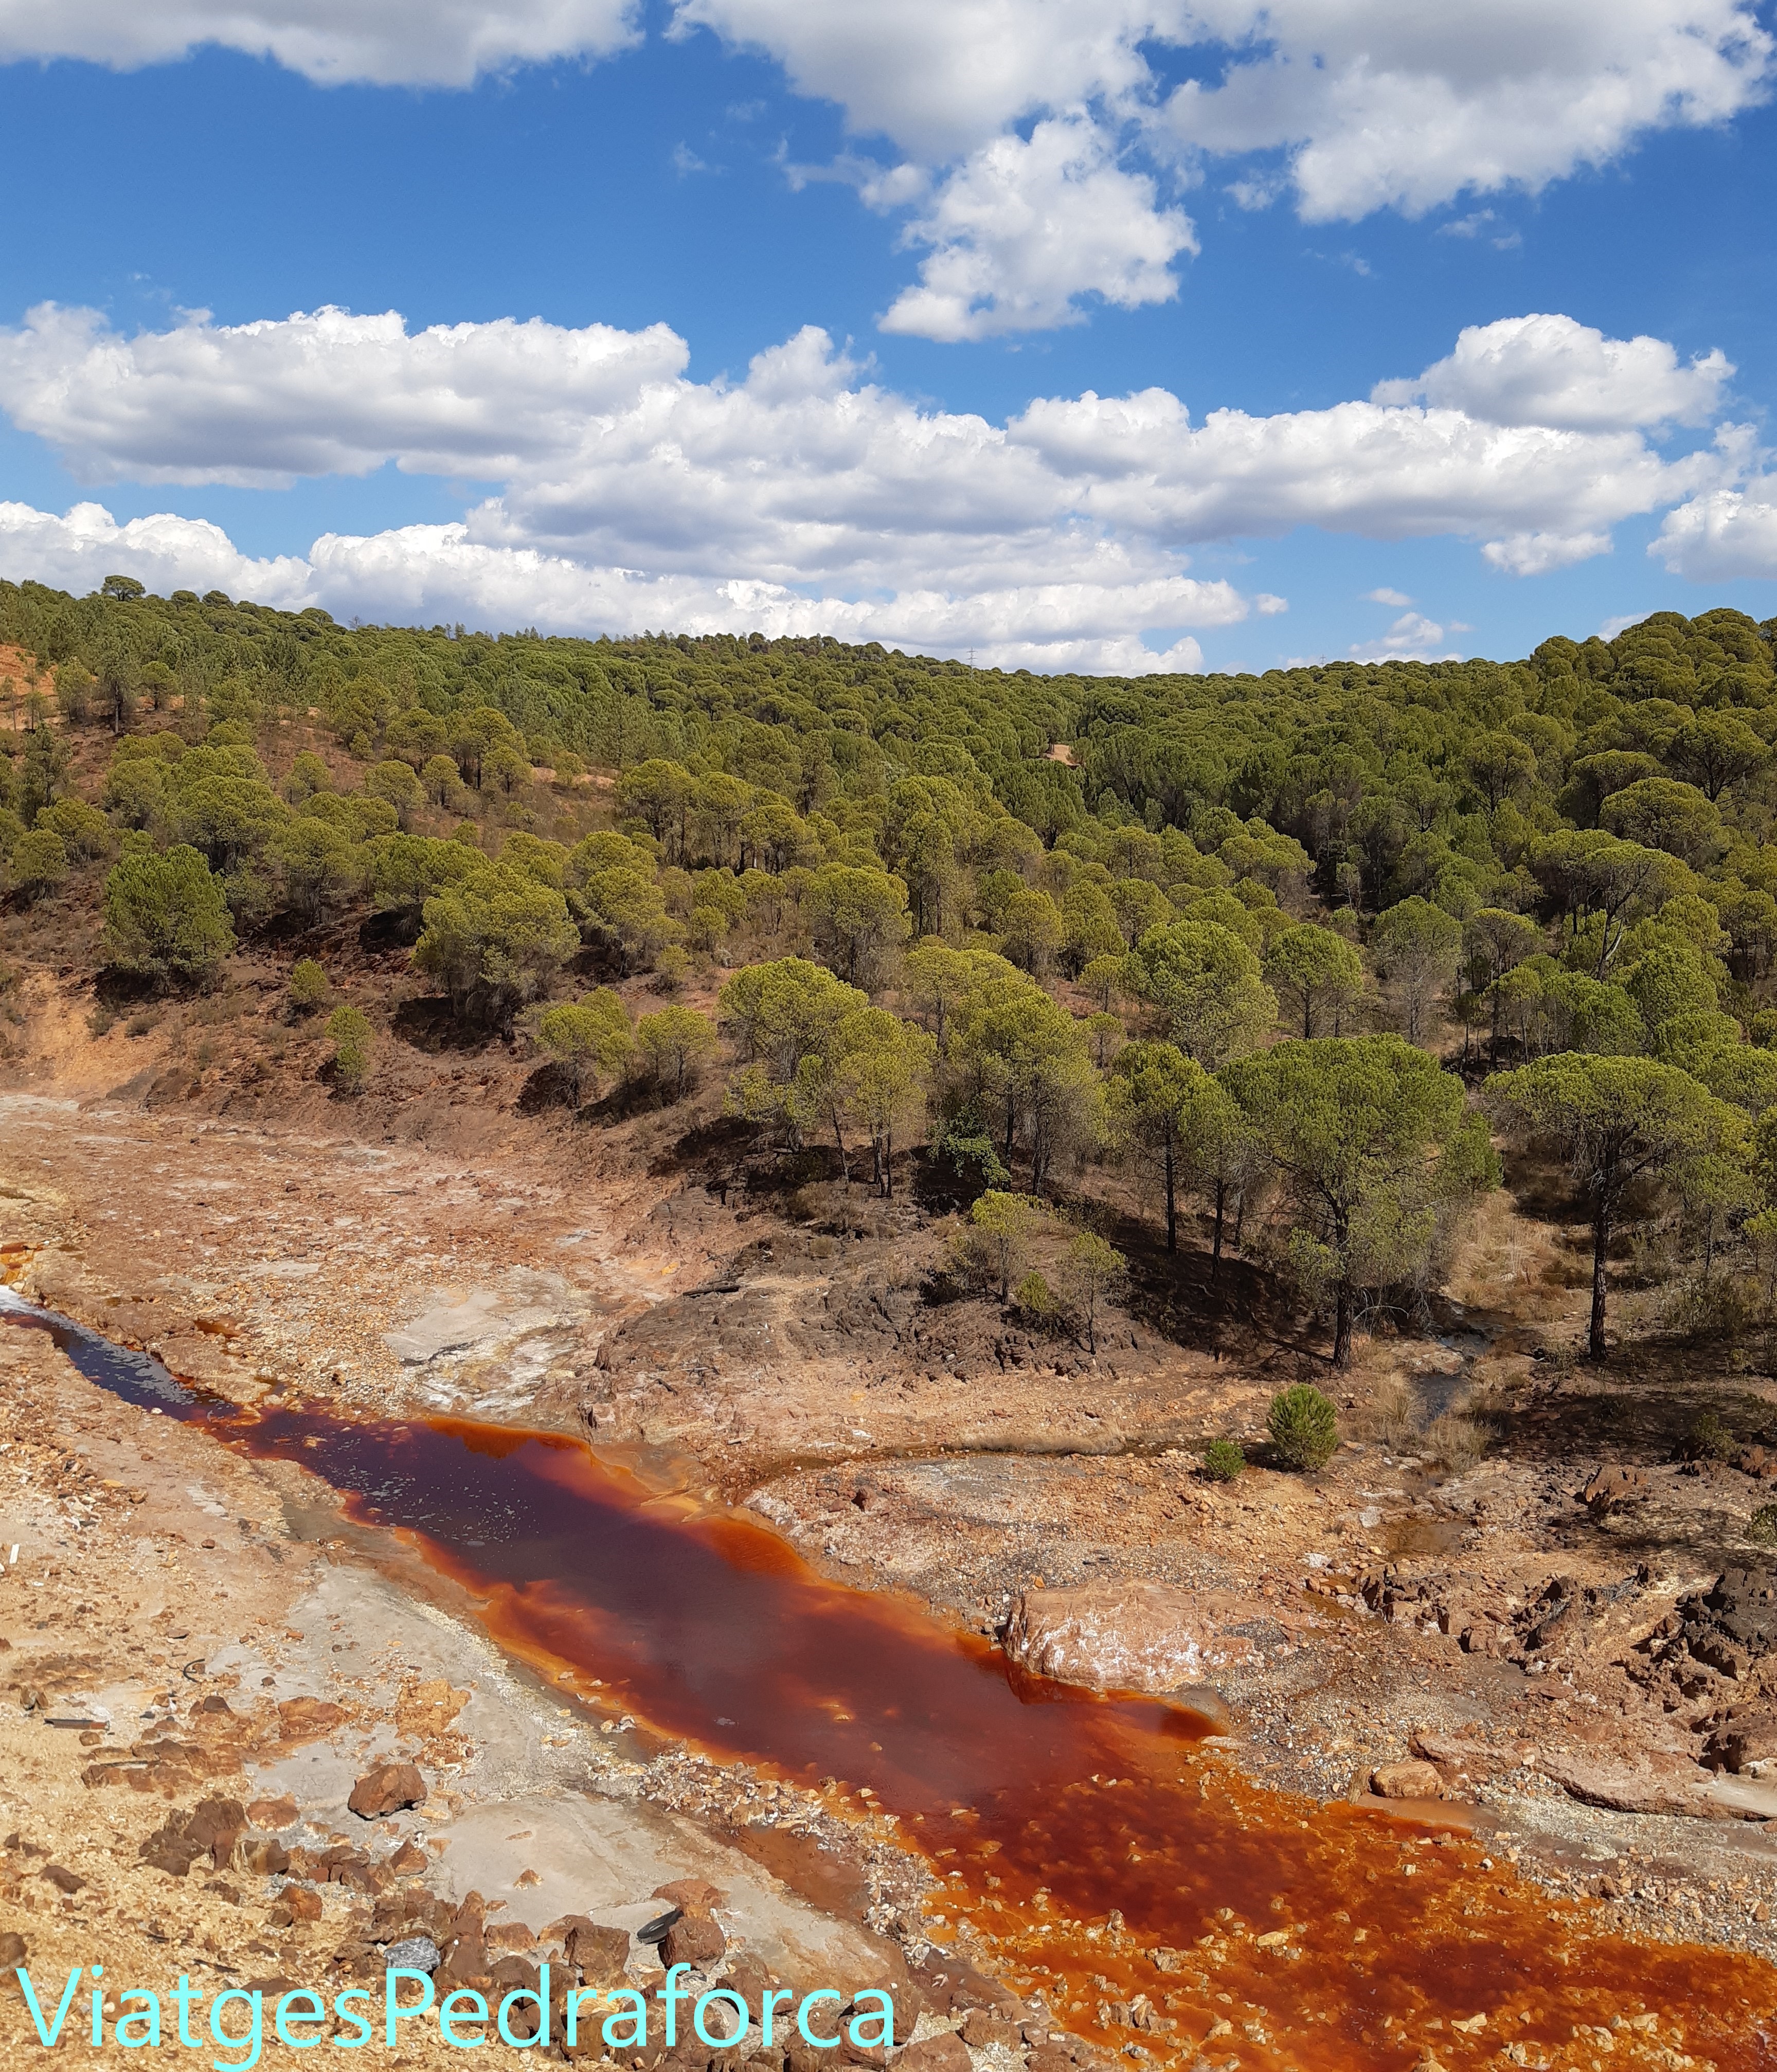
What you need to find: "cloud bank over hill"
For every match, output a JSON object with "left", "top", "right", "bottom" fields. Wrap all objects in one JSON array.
[{"left": 0, "top": 303, "right": 1761, "bottom": 670}]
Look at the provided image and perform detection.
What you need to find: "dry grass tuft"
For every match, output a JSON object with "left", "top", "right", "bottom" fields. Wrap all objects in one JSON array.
[
  {"left": 1425, "top": 1411, "right": 1489, "bottom": 1473},
  {"left": 1359, "top": 1372, "right": 1419, "bottom": 1450}
]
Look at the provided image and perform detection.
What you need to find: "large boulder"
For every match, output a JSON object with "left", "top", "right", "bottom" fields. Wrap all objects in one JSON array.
[
  {"left": 1002, "top": 1583, "right": 1253, "bottom": 1696},
  {"left": 1370, "top": 1760, "right": 1444, "bottom": 1800},
  {"left": 348, "top": 1762, "right": 426, "bottom": 1818}
]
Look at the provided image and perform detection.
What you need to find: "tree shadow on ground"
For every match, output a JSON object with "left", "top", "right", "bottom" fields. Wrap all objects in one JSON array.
[{"left": 390, "top": 994, "right": 499, "bottom": 1054}]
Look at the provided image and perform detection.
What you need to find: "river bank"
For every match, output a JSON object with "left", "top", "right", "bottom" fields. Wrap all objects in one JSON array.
[
  {"left": 10, "top": 1087, "right": 1777, "bottom": 2070},
  {"left": 0, "top": 1289, "right": 967, "bottom": 2066}
]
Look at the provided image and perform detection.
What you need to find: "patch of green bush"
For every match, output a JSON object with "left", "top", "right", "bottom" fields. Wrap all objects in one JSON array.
[
  {"left": 1682, "top": 1407, "right": 1735, "bottom": 1462},
  {"left": 1267, "top": 1383, "right": 1339, "bottom": 1471},
  {"left": 327, "top": 1004, "right": 374, "bottom": 1092},
  {"left": 1201, "top": 1439, "right": 1245, "bottom": 1482},
  {"left": 288, "top": 958, "right": 329, "bottom": 1013}
]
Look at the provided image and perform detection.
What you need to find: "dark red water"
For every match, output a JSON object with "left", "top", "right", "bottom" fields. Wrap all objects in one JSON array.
[{"left": 9, "top": 1294, "right": 1777, "bottom": 2071}]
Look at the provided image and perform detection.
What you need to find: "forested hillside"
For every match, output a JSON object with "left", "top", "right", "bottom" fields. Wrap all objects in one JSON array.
[{"left": 5, "top": 573, "right": 1777, "bottom": 1371}]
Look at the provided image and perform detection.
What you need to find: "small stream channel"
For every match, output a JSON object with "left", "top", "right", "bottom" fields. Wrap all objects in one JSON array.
[{"left": 5, "top": 1287, "right": 1775, "bottom": 2070}]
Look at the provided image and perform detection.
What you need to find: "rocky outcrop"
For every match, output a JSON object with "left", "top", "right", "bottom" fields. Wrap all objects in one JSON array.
[
  {"left": 1705, "top": 1703, "right": 1777, "bottom": 1775},
  {"left": 1639, "top": 1566, "right": 1777, "bottom": 1702},
  {"left": 1688, "top": 1568, "right": 1777, "bottom": 1677},
  {"left": 1579, "top": 1466, "right": 1646, "bottom": 1515},
  {"left": 1002, "top": 1582, "right": 1253, "bottom": 1696}
]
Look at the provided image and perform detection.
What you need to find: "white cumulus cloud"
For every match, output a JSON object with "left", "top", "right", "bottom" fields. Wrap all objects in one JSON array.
[
  {"left": 0, "top": 499, "right": 314, "bottom": 604},
  {"left": 0, "top": 0, "right": 639, "bottom": 85},
  {"left": 3, "top": 1, "right": 1768, "bottom": 340},
  {"left": 0, "top": 302, "right": 1749, "bottom": 668},
  {"left": 1346, "top": 610, "right": 1461, "bottom": 662},
  {"left": 879, "top": 117, "right": 1196, "bottom": 341},
  {"left": 1652, "top": 481, "right": 1777, "bottom": 581},
  {"left": 0, "top": 508, "right": 1237, "bottom": 674},
  {"left": 0, "top": 302, "right": 688, "bottom": 489},
  {"left": 682, "top": 0, "right": 1771, "bottom": 329},
  {"left": 1008, "top": 389, "right": 1717, "bottom": 562},
  {"left": 1372, "top": 313, "right": 1733, "bottom": 430},
  {"left": 1162, "top": 0, "right": 1772, "bottom": 222},
  {"left": 1480, "top": 530, "right": 1616, "bottom": 576},
  {"left": 672, "top": 0, "right": 1163, "bottom": 163}
]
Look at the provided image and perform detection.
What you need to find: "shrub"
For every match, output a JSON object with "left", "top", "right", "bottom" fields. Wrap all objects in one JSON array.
[
  {"left": 1267, "top": 1383, "right": 1339, "bottom": 1471},
  {"left": 1201, "top": 1438, "right": 1246, "bottom": 1483},
  {"left": 55, "top": 662, "right": 94, "bottom": 726},
  {"left": 413, "top": 866, "right": 580, "bottom": 1024},
  {"left": 9, "top": 827, "right": 69, "bottom": 900},
  {"left": 366, "top": 759, "right": 425, "bottom": 824},
  {"left": 327, "top": 1004, "right": 374, "bottom": 1091},
  {"left": 288, "top": 958, "right": 329, "bottom": 1014},
  {"left": 951, "top": 1191, "right": 1045, "bottom": 1302},
  {"left": 38, "top": 796, "right": 116, "bottom": 862},
  {"left": 652, "top": 944, "right": 690, "bottom": 992},
  {"left": 101, "top": 845, "right": 236, "bottom": 984},
  {"left": 1749, "top": 1505, "right": 1777, "bottom": 1547},
  {"left": 537, "top": 991, "right": 633, "bottom": 1110},
  {"left": 932, "top": 1119, "right": 1011, "bottom": 1192},
  {"left": 1663, "top": 1275, "right": 1760, "bottom": 1344},
  {"left": 1014, "top": 1270, "right": 1064, "bottom": 1328},
  {"left": 636, "top": 1004, "right": 719, "bottom": 1098},
  {"left": 1062, "top": 1229, "right": 1127, "bottom": 1353},
  {"left": 281, "top": 750, "right": 332, "bottom": 804},
  {"left": 1681, "top": 1407, "right": 1735, "bottom": 1463},
  {"left": 420, "top": 753, "right": 465, "bottom": 806}
]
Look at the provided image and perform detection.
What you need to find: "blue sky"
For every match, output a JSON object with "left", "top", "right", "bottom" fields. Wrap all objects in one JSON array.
[{"left": 0, "top": 0, "right": 1773, "bottom": 673}]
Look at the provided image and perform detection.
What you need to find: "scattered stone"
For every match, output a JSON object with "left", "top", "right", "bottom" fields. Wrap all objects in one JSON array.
[
  {"left": 660, "top": 1914, "right": 725, "bottom": 1969},
  {"left": 961, "top": 2009, "right": 1018, "bottom": 2048},
  {"left": 276, "top": 1696, "right": 349, "bottom": 1744},
  {"left": 559, "top": 1917, "right": 631, "bottom": 1983},
  {"left": 247, "top": 1796, "right": 298, "bottom": 1829},
  {"left": 137, "top": 1797, "right": 247, "bottom": 1878},
  {"left": 1539, "top": 1753, "right": 1702, "bottom": 1817},
  {"left": 384, "top": 1936, "right": 441, "bottom": 1974},
  {"left": 185, "top": 1796, "right": 248, "bottom": 1868},
  {"left": 0, "top": 1932, "right": 26, "bottom": 1968},
  {"left": 1705, "top": 1704, "right": 1777, "bottom": 1775},
  {"left": 1579, "top": 1466, "right": 1646, "bottom": 1515},
  {"left": 348, "top": 1762, "right": 425, "bottom": 1818},
  {"left": 268, "top": 1885, "right": 323, "bottom": 1925},
  {"left": 894, "top": 2034, "right": 971, "bottom": 2072},
  {"left": 41, "top": 1864, "right": 85, "bottom": 1894},
  {"left": 1371, "top": 1760, "right": 1444, "bottom": 1800}
]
